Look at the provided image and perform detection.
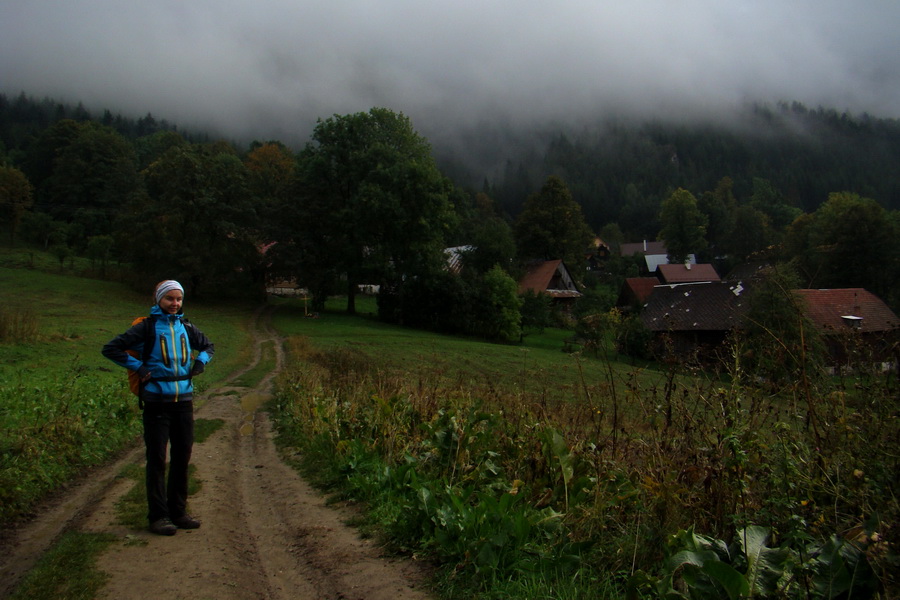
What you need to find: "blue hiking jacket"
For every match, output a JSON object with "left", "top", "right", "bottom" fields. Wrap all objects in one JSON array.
[{"left": 102, "top": 305, "right": 215, "bottom": 403}]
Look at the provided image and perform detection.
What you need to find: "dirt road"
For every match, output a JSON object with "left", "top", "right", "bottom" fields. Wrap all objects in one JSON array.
[{"left": 0, "top": 306, "right": 434, "bottom": 600}]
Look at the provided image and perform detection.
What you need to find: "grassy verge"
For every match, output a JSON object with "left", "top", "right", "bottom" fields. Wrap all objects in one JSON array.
[{"left": 7, "top": 531, "right": 117, "bottom": 600}]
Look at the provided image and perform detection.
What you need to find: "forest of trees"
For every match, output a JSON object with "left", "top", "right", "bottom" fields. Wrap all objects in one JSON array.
[
  {"left": 1, "top": 91, "right": 899, "bottom": 333},
  {"left": 479, "top": 103, "right": 900, "bottom": 232}
]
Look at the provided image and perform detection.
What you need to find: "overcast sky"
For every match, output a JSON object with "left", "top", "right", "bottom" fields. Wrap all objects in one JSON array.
[{"left": 2, "top": 0, "right": 899, "bottom": 147}]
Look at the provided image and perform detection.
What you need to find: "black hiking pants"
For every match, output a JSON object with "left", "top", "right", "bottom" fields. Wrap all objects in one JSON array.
[{"left": 143, "top": 402, "right": 194, "bottom": 524}]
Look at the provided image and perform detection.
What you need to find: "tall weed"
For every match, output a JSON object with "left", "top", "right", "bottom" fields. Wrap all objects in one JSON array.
[
  {"left": 270, "top": 333, "right": 898, "bottom": 598},
  {"left": 0, "top": 307, "right": 40, "bottom": 343}
]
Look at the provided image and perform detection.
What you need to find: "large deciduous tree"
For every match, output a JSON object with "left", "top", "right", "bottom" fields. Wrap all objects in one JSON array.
[
  {"left": 293, "top": 108, "right": 456, "bottom": 314},
  {"left": 514, "top": 175, "right": 594, "bottom": 276},
  {"left": 726, "top": 204, "right": 772, "bottom": 261},
  {"left": 120, "top": 143, "right": 259, "bottom": 298},
  {"left": 458, "top": 192, "right": 516, "bottom": 277},
  {"left": 795, "top": 192, "right": 898, "bottom": 304},
  {"left": 659, "top": 188, "right": 708, "bottom": 264}
]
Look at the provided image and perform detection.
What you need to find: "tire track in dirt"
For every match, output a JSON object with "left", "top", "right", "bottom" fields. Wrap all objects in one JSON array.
[{"left": 0, "top": 305, "right": 434, "bottom": 600}]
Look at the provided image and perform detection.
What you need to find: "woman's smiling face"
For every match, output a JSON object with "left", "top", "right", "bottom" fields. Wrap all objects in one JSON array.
[{"left": 158, "top": 289, "right": 183, "bottom": 314}]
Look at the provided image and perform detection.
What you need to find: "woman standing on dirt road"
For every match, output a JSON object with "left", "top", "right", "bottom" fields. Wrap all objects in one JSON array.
[{"left": 102, "top": 280, "right": 215, "bottom": 536}]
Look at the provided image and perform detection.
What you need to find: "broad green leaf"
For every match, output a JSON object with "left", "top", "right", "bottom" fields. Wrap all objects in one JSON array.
[
  {"left": 702, "top": 559, "right": 750, "bottom": 600},
  {"left": 739, "top": 525, "right": 789, "bottom": 596}
]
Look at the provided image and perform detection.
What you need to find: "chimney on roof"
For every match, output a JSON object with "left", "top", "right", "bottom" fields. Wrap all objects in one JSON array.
[
  {"left": 841, "top": 315, "right": 863, "bottom": 330},
  {"left": 685, "top": 260, "right": 691, "bottom": 270},
  {"left": 643, "top": 239, "right": 647, "bottom": 252}
]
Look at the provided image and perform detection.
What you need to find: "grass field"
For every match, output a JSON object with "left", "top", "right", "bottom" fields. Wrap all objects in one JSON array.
[{"left": 270, "top": 294, "right": 672, "bottom": 411}]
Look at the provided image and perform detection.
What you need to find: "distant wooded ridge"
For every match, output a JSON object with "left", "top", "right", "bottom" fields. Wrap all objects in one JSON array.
[{"left": 2, "top": 91, "right": 899, "bottom": 235}]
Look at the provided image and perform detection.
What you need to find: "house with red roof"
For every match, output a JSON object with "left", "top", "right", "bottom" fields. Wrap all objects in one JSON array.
[
  {"left": 794, "top": 288, "right": 899, "bottom": 366},
  {"left": 518, "top": 259, "right": 582, "bottom": 310},
  {"left": 620, "top": 240, "right": 697, "bottom": 275},
  {"left": 656, "top": 263, "right": 720, "bottom": 285},
  {"left": 616, "top": 277, "right": 659, "bottom": 310}
]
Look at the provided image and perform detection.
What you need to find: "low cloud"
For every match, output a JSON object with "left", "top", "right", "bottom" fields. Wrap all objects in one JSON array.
[{"left": 2, "top": 0, "right": 898, "bottom": 148}]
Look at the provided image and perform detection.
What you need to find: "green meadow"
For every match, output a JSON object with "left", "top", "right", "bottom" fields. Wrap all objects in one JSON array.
[{"left": 2, "top": 256, "right": 897, "bottom": 599}]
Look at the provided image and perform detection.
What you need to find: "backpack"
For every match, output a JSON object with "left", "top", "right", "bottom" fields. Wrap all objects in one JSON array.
[{"left": 126, "top": 316, "right": 155, "bottom": 396}]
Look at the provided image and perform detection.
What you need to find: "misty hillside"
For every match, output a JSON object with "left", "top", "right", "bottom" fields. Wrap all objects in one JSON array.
[
  {"left": 2, "top": 92, "right": 899, "bottom": 238},
  {"left": 436, "top": 102, "right": 900, "bottom": 234}
]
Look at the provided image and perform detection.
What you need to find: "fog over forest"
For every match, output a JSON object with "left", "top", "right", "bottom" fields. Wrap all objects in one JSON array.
[{"left": 3, "top": 0, "right": 899, "bottom": 164}]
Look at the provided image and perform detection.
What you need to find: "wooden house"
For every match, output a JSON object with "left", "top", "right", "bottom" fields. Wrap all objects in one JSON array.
[
  {"left": 794, "top": 288, "right": 899, "bottom": 367},
  {"left": 616, "top": 264, "right": 719, "bottom": 311},
  {"left": 640, "top": 281, "right": 751, "bottom": 360},
  {"left": 518, "top": 259, "right": 582, "bottom": 310}
]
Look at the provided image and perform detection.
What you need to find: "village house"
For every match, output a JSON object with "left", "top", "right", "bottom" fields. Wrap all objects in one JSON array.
[
  {"left": 518, "top": 259, "right": 582, "bottom": 311},
  {"left": 640, "top": 281, "right": 750, "bottom": 359},
  {"left": 793, "top": 288, "right": 899, "bottom": 368},
  {"left": 619, "top": 240, "right": 697, "bottom": 275},
  {"left": 616, "top": 262, "right": 721, "bottom": 311},
  {"left": 637, "top": 280, "right": 898, "bottom": 369},
  {"left": 656, "top": 262, "right": 721, "bottom": 285},
  {"left": 585, "top": 237, "right": 612, "bottom": 272},
  {"left": 443, "top": 245, "right": 473, "bottom": 275}
]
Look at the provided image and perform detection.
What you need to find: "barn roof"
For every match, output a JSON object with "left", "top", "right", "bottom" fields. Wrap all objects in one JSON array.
[
  {"left": 641, "top": 281, "right": 750, "bottom": 332},
  {"left": 793, "top": 288, "right": 899, "bottom": 333}
]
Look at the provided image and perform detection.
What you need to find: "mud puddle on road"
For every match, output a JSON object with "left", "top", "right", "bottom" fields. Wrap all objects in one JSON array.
[{"left": 240, "top": 391, "right": 272, "bottom": 436}]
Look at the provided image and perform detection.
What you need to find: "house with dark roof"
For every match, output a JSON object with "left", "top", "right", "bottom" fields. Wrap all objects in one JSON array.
[
  {"left": 794, "top": 288, "right": 899, "bottom": 366},
  {"left": 586, "top": 237, "right": 612, "bottom": 272},
  {"left": 518, "top": 259, "right": 582, "bottom": 310},
  {"left": 640, "top": 281, "right": 751, "bottom": 360},
  {"left": 616, "top": 263, "right": 720, "bottom": 312}
]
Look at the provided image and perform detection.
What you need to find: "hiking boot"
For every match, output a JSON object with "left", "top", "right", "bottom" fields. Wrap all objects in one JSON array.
[
  {"left": 172, "top": 514, "right": 201, "bottom": 529},
  {"left": 149, "top": 517, "right": 177, "bottom": 536}
]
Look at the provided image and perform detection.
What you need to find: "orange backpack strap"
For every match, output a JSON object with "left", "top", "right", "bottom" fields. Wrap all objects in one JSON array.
[{"left": 126, "top": 316, "right": 156, "bottom": 400}]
